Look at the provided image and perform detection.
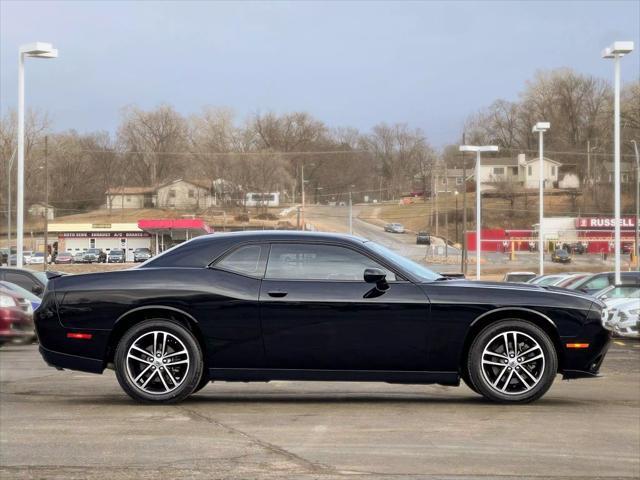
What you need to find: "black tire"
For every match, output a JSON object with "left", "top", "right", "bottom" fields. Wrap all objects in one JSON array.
[
  {"left": 192, "top": 369, "right": 211, "bottom": 394},
  {"left": 461, "top": 368, "right": 480, "bottom": 394},
  {"left": 115, "top": 319, "right": 203, "bottom": 404},
  {"left": 467, "top": 319, "right": 557, "bottom": 404}
]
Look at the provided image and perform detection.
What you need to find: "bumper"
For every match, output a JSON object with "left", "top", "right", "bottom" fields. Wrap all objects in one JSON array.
[{"left": 39, "top": 345, "right": 104, "bottom": 373}]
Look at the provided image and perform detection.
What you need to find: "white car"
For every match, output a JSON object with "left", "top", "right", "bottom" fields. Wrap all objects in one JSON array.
[
  {"left": 27, "top": 252, "right": 48, "bottom": 265},
  {"left": 384, "top": 223, "right": 405, "bottom": 234},
  {"left": 22, "top": 251, "right": 34, "bottom": 264},
  {"left": 608, "top": 300, "right": 639, "bottom": 339}
]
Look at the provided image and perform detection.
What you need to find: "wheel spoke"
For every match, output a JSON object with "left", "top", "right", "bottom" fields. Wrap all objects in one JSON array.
[
  {"left": 518, "top": 345, "right": 541, "bottom": 358},
  {"left": 167, "top": 359, "right": 188, "bottom": 366},
  {"left": 157, "top": 369, "right": 170, "bottom": 392},
  {"left": 514, "top": 370, "right": 530, "bottom": 389},
  {"left": 153, "top": 332, "right": 158, "bottom": 357},
  {"left": 512, "top": 332, "right": 518, "bottom": 354},
  {"left": 521, "top": 354, "right": 544, "bottom": 365},
  {"left": 502, "top": 333, "right": 510, "bottom": 356},
  {"left": 164, "top": 350, "right": 188, "bottom": 359},
  {"left": 492, "top": 366, "right": 508, "bottom": 387},
  {"left": 483, "top": 360, "right": 506, "bottom": 367},
  {"left": 161, "top": 332, "right": 167, "bottom": 357},
  {"left": 484, "top": 350, "right": 508, "bottom": 360},
  {"left": 134, "top": 364, "right": 153, "bottom": 382},
  {"left": 500, "top": 370, "right": 514, "bottom": 392},
  {"left": 128, "top": 353, "right": 151, "bottom": 365},
  {"left": 520, "top": 365, "right": 538, "bottom": 383},
  {"left": 141, "top": 369, "right": 157, "bottom": 388},
  {"left": 131, "top": 345, "right": 151, "bottom": 357}
]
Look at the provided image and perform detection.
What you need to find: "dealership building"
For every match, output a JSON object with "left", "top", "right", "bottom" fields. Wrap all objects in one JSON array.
[
  {"left": 466, "top": 216, "right": 638, "bottom": 253},
  {"left": 49, "top": 218, "right": 213, "bottom": 261}
]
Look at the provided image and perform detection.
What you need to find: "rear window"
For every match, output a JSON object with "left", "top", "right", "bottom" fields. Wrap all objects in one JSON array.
[{"left": 215, "top": 245, "right": 267, "bottom": 277}]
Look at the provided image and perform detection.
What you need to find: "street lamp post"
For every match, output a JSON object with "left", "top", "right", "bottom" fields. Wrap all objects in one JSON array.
[
  {"left": 454, "top": 190, "right": 459, "bottom": 244},
  {"left": 632, "top": 140, "right": 639, "bottom": 267},
  {"left": 532, "top": 122, "right": 550, "bottom": 276},
  {"left": 16, "top": 42, "right": 58, "bottom": 268},
  {"left": 459, "top": 145, "right": 499, "bottom": 280},
  {"left": 602, "top": 41, "right": 634, "bottom": 284}
]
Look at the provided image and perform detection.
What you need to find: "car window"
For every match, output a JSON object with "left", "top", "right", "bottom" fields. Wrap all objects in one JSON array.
[
  {"left": 584, "top": 276, "right": 610, "bottom": 290},
  {"left": 216, "top": 245, "right": 267, "bottom": 277},
  {"left": 4, "top": 272, "right": 37, "bottom": 293},
  {"left": 266, "top": 243, "right": 396, "bottom": 281},
  {"left": 609, "top": 286, "right": 640, "bottom": 298}
]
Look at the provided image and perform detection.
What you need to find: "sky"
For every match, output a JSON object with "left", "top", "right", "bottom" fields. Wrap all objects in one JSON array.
[{"left": 1, "top": 0, "right": 639, "bottom": 147}]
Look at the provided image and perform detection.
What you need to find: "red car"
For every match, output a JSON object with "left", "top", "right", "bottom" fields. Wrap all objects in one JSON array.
[{"left": 0, "top": 288, "right": 35, "bottom": 346}]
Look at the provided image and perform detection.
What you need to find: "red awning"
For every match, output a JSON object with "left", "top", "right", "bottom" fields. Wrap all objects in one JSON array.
[{"left": 137, "top": 218, "right": 213, "bottom": 234}]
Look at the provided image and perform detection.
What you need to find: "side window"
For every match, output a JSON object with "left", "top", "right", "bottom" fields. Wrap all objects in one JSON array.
[
  {"left": 265, "top": 243, "right": 396, "bottom": 281},
  {"left": 5, "top": 272, "right": 37, "bottom": 293},
  {"left": 585, "top": 276, "right": 609, "bottom": 290},
  {"left": 216, "top": 245, "right": 266, "bottom": 277}
]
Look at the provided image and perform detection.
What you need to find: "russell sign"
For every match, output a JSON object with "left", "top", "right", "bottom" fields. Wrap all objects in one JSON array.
[{"left": 576, "top": 217, "right": 637, "bottom": 229}]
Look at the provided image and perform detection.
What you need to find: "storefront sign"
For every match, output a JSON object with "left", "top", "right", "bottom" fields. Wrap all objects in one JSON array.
[
  {"left": 59, "top": 232, "right": 150, "bottom": 238},
  {"left": 575, "top": 217, "right": 636, "bottom": 229}
]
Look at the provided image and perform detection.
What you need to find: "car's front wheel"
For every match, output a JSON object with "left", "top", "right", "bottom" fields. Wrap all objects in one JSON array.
[
  {"left": 115, "top": 319, "right": 203, "bottom": 403},
  {"left": 467, "top": 320, "right": 557, "bottom": 403}
]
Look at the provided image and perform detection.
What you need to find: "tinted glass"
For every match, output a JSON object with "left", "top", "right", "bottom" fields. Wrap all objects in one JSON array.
[
  {"left": 216, "top": 245, "right": 266, "bottom": 277},
  {"left": 364, "top": 241, "right": 440, "bottom": 281},
  {"left": 5, "top": 272, "right": 37, "bottom": 292},
  {"left": 266, "top": 243, "right": 396, "bottom": 281},
  {"left": 584, "top": 276, "right": 610, "bottom": 290}
]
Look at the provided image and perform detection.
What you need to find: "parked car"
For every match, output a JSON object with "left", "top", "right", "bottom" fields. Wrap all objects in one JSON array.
[
  {"left": 569, "top": 242, "right": 586, "bottom": 255},
  {"left": 8, "top": 251, "right": 34, "bottom": 266},
  {"left": 133, "top": 248, "right": 152, "bottom": 263},
  {"left": 83, "top": 248, "right": 106, "bottom": 264},
  {"left": 0, "top": 281, "right": 42, "bottom": 311},
  {"left": 621, "top": 243, "right": 633, "bottom": 254},
  {"left": 73, "top": 252, "right": 86, "bottom": 263},
  {"left": 0, "top": 267, "right": 61, "bottom": 298},
  {"left": 608, "top": 300, "right": 639, "bottom": 339},
  {"left": 384, "top": 223, "right": 405, "bottom": 234},
  {"left": 54, "top": 252, "right": 75, "bottom": 264},
  {"left": 502, "top": 271, "right": 537, "bottom": 283},
  {"left": 416, "top": 231, "right": 431, "bottom": 245},
  {"left": 0, "top": 288, "right": 35, "bottom": 346},
  {"left": 527, "top": 274, "right": 570, "bottom": 286},
  {"left": 567, "top": 272, "right": 640, "bottom": 295},
  {"left": 35, "top": 231, "right": 610, "bottom": 404},
  {"left": 108, "top": 249, "right": 126, "bottom": 263},
  {"left": 28, "top": 252, "right": 49, "bottom": 265},
  {"left": 551, "top": 249, "right": 572, "bottom": 264},
  {"left": 0, "top": 248, "right": 9, "bottom": 266},
  {"left": 556, "top": 273, "right": 591, "bottom": 289}
]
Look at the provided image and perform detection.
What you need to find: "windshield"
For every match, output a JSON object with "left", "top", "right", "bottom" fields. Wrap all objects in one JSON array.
[
  {"left": 109, "top": 250, "right": 123, "bottom": 255},
  {"left": 31, "top": 271, "right": 49, "bottom": 285},
  {"left": 87, "top": 249, "right": 100, "bottom": 254},
  {"left": 364, "top": 241, "right": 441, "bottom": 282}
]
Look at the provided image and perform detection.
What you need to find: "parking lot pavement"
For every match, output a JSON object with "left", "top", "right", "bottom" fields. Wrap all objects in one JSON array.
[{"left": 1, "top": 342, "right": 639, "bottom": 479}]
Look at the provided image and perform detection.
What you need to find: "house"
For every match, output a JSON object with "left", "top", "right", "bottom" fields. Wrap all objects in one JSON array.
[
  {"left": 105, "top": 187, "right": 156, "bottom": 209},
  {"left": 597, "top": 162, "right": 635, "bottom": 184},
  {"left": 435, "top": 168, "right": 466, "bottom": 193},
  {"left": 156, "top": 179, "right": 212, "bottom": 209},
  {"left": 478, "top": 154, "right": 561, "bottom": 189},
  {"left": 28, "top": 202, "right": 54, "bottom": 220},
  {"left": 105, "top": 179, "right": 215, "bottom": 210}
]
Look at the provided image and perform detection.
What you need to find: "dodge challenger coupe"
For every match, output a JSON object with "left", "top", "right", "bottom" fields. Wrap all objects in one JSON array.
[{"left": 34, "top": 231, "right": 610, "bottom": 404}]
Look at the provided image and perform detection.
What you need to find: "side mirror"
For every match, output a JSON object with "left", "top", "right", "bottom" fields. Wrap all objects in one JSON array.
[{"left": 364, "top": 268, "right": 389, "bottom": 291}]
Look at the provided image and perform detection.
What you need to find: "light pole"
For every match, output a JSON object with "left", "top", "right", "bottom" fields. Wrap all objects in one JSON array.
[
  {"left": 532, "top": 122, "right": 550, "bottom": 276},
  {"left": 348, "top": 184, "right": 355, "bottom": 234},
  {"left": 16, "top": 42, "right": 58, "bottom": 268},
  {"left": 602, "top": 41, "right": 634, "bottom": 284},
  {"left": 459, "top": 145, "right": 499, "bottom": 280},
  {"left": 454, "top": 190, "right": 459, "bottom": 244},
  {"left": 632, "top": 140, "right": 639, "bottom": 268}
]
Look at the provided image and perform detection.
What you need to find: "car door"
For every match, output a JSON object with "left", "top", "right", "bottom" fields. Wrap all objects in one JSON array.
[
  {"left": 4, "top": 271, "right": 43, "bottom": 296},
  {"left": 259, "top": 242, "right": 430, "bottom": 371}
]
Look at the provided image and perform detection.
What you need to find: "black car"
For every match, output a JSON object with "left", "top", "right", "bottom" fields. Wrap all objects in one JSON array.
[
  {"left": 107, "top": 249, "right": 126, "bottom": 263},
  {"left": 416, "top": 231, "right": 431, "bottom": 245},
  {"left": 0, "top": 267, "right": 62, "bottom": 298},
  {"left": 35, "top": 231, "right": 609, "bottom": 404},
  {"left": 133, "top": 248, "right": 152, "bottom": 263},
  {"left": 551, "top": 249, "right": 572, "bottom": 264},
  {"left": 0, "top": 248, "right": 9, "bottom": 266}
]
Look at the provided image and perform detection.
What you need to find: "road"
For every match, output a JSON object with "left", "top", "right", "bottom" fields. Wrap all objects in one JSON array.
[{"left": 1, "top": 341, "right": 639, "bottom": 479}]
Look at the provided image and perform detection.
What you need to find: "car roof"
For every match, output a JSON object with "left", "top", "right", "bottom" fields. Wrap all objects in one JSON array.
[{"left": 190, "top": 230, "right": 368, "bottom": 244}]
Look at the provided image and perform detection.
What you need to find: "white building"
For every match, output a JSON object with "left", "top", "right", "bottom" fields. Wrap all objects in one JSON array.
[
  {"left": 105, "top": 187, "right": 155, "bottom": 209},
  {"left": 156, "top": 179, "right": 212, "bottom": 209},
  {"left": 477, "top": 154, "right": 561, "bottom": 189},
  {"left": 28, "top": 202, "right": 55, "bottom": 220},
  {"left": 245, "top": 192, "right": 280, "bottom": 207}
]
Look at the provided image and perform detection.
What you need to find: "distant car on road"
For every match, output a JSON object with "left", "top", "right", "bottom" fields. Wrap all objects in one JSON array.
[
  {"left": 108, "top": 249, "right": 126, "bottom": 263},
  {"left": 384, "top": 223, "right": 405, "bottom": 234},
  {"left": 502, "top": 271, "right": 537, "bottom": 283},
  {"left": 567, "top": 271, "right": 640, "bottom": 295},
  {"left": 416, "top": 231, "right": 431, "bottom": 245},
  {"left": 551, "top": 249, "right": 571, "bottom": 264},
  {"left": 54, "top": 252, "right": 74, "bottom": 264},
  {"left": 133, "top": 248, "right": 152, "bottom": 263}
]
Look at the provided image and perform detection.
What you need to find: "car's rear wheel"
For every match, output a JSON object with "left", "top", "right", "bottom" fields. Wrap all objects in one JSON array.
[
  {"left": 115, "top": 319, "right": 203, "bottom": 403},
  {"left": 467, "top": 320, "right": 557, "bottom": 403}
]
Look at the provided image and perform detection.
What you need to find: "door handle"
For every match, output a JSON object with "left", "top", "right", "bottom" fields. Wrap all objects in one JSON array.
[{"left": 267, "top": 290, "right": 288, "bottom": 298}]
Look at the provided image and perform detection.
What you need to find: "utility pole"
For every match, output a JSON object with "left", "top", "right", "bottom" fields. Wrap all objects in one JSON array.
[
  {"left": 43, "top": 136, "right": 49, "bottom": 271},
  {"left": 632, "top": 140, "right": 639, "bottom": 269},
  {"left": 348, "top": 187, "right": 353, "bottom": 235},
  {"left": 434, "top": 173, "right": 439, "bottom": 236},
  {"left": 461, "top": 132, "right": 467, "bottom": 274},
  {"left": 300, "top": 162, "right": 306, "bottom": 231},
  {"left": 6, "top": 149, "right": 16, "bottom": 250}
]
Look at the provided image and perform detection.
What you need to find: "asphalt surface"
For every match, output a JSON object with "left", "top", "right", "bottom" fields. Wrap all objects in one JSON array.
[{"left": 1, "top": 341, "right": 639, "bottom": 479}]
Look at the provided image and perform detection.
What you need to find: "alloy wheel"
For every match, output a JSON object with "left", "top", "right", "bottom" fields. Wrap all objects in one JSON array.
[
  {"left": 125, "top": 330, "right": 190, "bottom": 395},
  {"left": 481, "top": 330, "right": 545, "bottom": 395}
]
